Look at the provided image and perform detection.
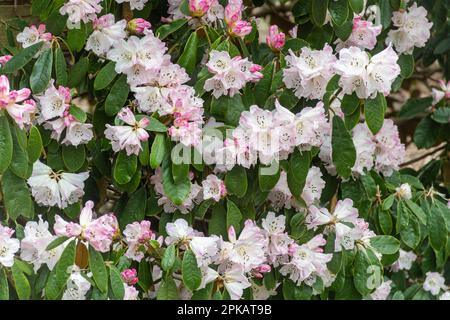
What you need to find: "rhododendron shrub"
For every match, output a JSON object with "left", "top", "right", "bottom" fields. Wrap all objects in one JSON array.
[{"left": 0, "top": 0, "right": 449, "bottom": 301}]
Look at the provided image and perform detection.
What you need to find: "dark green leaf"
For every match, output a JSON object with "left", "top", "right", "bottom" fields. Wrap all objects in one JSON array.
[
  {"left": 30, "top": 48, "right": 53, "bottom": 94},
  {"left": 332, "top": 116, "right": 356, "bottom": 178},
  {"left": 89, "top": 246, "right": 108, "bottom": 293},
  {"left": 105, "top": 75, "right": 130, "bottom": 116}
]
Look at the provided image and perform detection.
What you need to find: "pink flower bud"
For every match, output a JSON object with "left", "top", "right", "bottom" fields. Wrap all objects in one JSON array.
[
  {"left": 127, "top": 18, "right": 151, "bottom": 35},
  {"left": 0, "top": 55, "right": 12, "bottom": 67},
  {"left": 255, "top": 264, "right": 271, "bottom": 273},
  {"left": 121, "top": 268, "right": 139, "bottom": 285},
  {"left": 189, "top": 0, "right": 212, "bottom": 18},
  {"left": 266, "top": 25, "right": 285, "bottom": 51},
  {"left": 224, "top": 1, "right": 243, "bottom": 25},
  {"left": 231, "top": 20, "right": 252, "bottom": 37}
]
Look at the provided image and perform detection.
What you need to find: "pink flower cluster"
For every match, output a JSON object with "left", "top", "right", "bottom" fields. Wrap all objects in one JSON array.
[
  {"left": 0, "top": 75, "right": 36, "bottom": 129},
  {"left": 107, "top": 28, "right": 205, "bottom": 148},
  {"left": 214, "top": 101, "right": 329, "bottom": 170},
  {"left": 54, "top": 201, "right": 119, "bottom": 252},
  {"left": 283, "top": 43, "right": 400, "bottom": 101},
  {"left": 204, "top": 50, "right": 263, "bottom": 98},
  {"left": 36, "top": 81, "right": 94, "bottom": 146}
]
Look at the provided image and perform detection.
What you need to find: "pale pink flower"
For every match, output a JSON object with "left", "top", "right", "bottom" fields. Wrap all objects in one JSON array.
[
  {"left": 54, "top": 201, "right": 118, "bottom": 252},
  {"left": 104, "top": 107, "right": 150, "bottom": 156},
  {"left": 123, "top": 284, "right": 139, "bottom": 300},
  {"left": 423, "top": 272, "right": 447, "bottom": 296},
  {"left": 0, "top": 224, "right": 19, "bottom": 268},
  {"left": 370, "top": 280, "right": 392, "bottom": 300},
  {"left": 283, "top": 45, "right": 336, "bottom": 100},
  {"left": 86, "top": 14, "right": 127, "bottom": 55},
  {"left": 352, "top": 123, "right": 376, "bottom": 175},
  {"left": 204, "top": 50, "right": 262, "bottom": 97},
  {"left": 386, "top": 3, "right": 433, "bottom": 54},
  {"left": 0, "top": 75, "right": 35, "bottom": 128},
  {"left": 336, "top": 16, "right": 381, "bottom": 51},
  {"left": 431, "top": 80, "right": 450, "bottom": 105},
  {"left": 221, "top": 221, "right": 268, "bottom": 272},
  {"left": 201, "top": 174, "right": 227, "bottom": 201},
  {"left": 16, "top": 24, "right": 52, "bottom": 49},
  {"left": 373, "top": 119, "right": 405, "bottom": 176},
  {"left": 115, "top": 0, "right": 149, "bottom": 11},
  {"left": 391, "top": 249, "right": 417, "bottom": 272},
  {"left": 279, "top": 234, "right": 332, "bottom": 285},
  {"left": 60, "top": 0, "right": 103, "bottom": 29}
]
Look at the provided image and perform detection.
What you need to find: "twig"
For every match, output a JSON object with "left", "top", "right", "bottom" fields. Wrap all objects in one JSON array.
[{"left": 400, "top": 145, "right": 446, "bottom": 167}]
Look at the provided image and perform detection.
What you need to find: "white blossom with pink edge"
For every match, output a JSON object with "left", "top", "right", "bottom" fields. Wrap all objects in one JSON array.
[
  {"left": 306, "top": 198, "right": 361, "bottom": 251},
  {"left": 423, "top": 272, "right": 447, "bottom": 296},
  {"left": 335, "top": 16, "right": 382, "bottom": 51},
  {"left": 62, "top": 266, "right": 92, "bottom": 300},
  {"left": 283, "top": 44, "right": 337, "bottom": 100},
  {"left": 218, "top": 221, "right": 268, "bottom": 272},
  {"left": 334, "top": 45, "right": 400, "bottom": 99},
  {"left": 201, "top": 174, "right": 227, "bottom": 201},
  {"left": 60, "top": 0, "right": 103, "bottom": 29},
  {"left": 373, "top": 119, "right": 406, "bottom": 176},
  {"left": 104, "top": 107, "right": 150, "bottom": 156},
  {"left": 390, "top": 249, "right": 417, "bottom": 272},
  {"left": 86, "top": 14, "right": 127, "bottom": 56},
  {"left": 369, "top": 280, "right": 392, "bottom": 300},
  {"left": 0, "top": 224, "right": 20, "bottom": 267},
  {"left": 27, "top": 161, "right": 89, "bottom": 209},
  {"left": 279, "top": 234, "right": 332, "bottom": 286},
  {"left": 16, "top": 24, "right": 52, "bottom": 54},
  {"left": 107, "top": 30, "right": 170, "bottom": 87},
  {"left": 204, "top": 50, "right": 262, "bottom": 98},
  {"left": 20, "top": 215, "right": 66, "bottom": 272},
  {"left": 386, "top": 2, "right": 433, "bottom": 55},
  {"left": 0, "top": 75, "right": 36, "bottom": 129}
]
